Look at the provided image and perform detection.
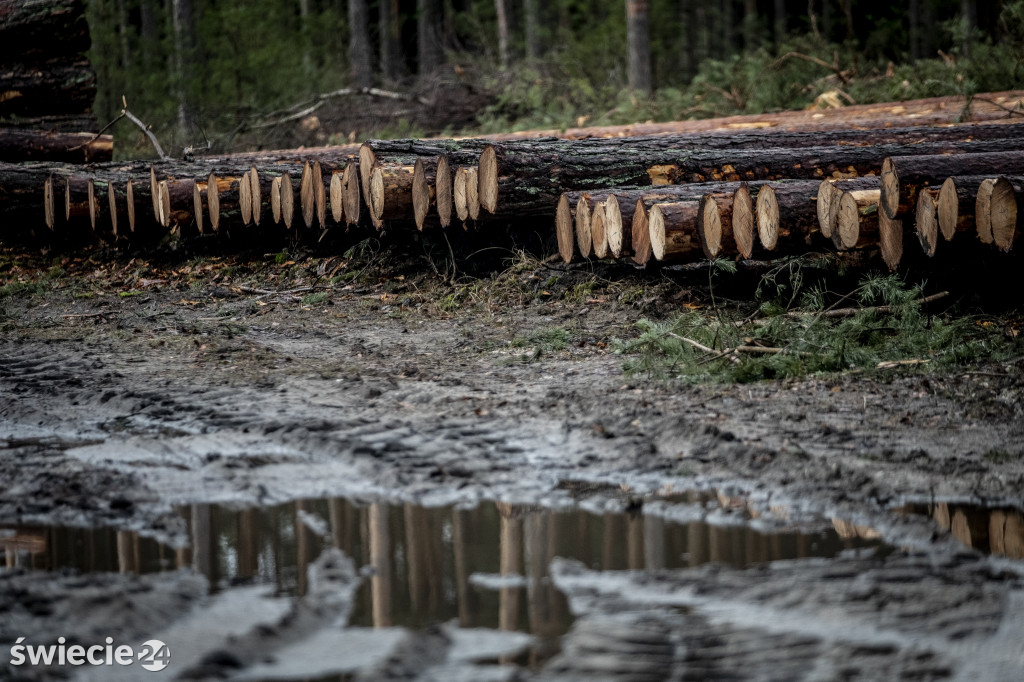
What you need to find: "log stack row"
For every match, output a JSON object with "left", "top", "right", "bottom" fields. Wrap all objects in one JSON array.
[
  {"left": 0, "top": 0, "right": 112, "bottom": 163},
  {"left": 2, "top": 90, "right": 1024, "bottom": 272}
]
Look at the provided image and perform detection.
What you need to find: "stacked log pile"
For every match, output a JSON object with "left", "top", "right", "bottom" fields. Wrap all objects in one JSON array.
[
  {"left": 0, "top": 0, "right": 112, "bottom": 163},
  {"left": 1, "top": 89, "right": 1024, "bottom": 272}
]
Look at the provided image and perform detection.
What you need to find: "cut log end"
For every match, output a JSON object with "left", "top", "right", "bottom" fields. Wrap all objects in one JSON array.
[
  {"left": 281, "top": 171, "right": 295, "bottom": 229},
  {"left": 937, "top": 177, "right": 959, "bottom": 242},
  {"left": 43, "top": 176, "right": 54, "bottom": 230},
  {"left": 879, "top": 207, "right": 903, "bottom": 272},
  {"left": 555, "top": 194, "right": 574, "bottom": 264},
  {"left": 239, "top": 172, "right": 253, "bottom": 226},
  {"left": 436, "top": 156, "right": 453, "bottom": 228},
  {"left": 157, "top": 180, "right": 171, "bottom": 228},
  {"left": 880, "top": 157, "right": 899, "bottom": 219},
  {"left": 342, "top": 162, "right": 360, "bottom": 226},
  {"left": 87, "top": 178, "right": 96, "bottom": 231},
  {"left": 329, "top": 172, "right": 343, "bottom": 225},
  {"left": 631, "top": 199, "right": 652, "bottom": 266},
  {"left": 816, "top": 180, "right": 840, "bottom": 238},
  {"left": 249, "top": 167, "right": 262, "bottom": 226},
  {"left": 150, "top": 167, "right": 159, "bottom": 221},
  {"left": 649, "top": 204, "right": 667, "bottom": 261},
  {"left": 591, "top": 201, "right": 608, "bottom": 259},
  {"left": 574, "top": 196, "right": 592, "bottom": 258},
  {"left": 576, "top": 196, "right": 593, "bottom": 259},
  {"left": 732, "top": 184, "right": 755, "bottom": 259},
  {"left": 207, "top": 172, "right": 220, "bottom": 231},
  {"left": 834, "top": 192, "right": 862, "bottom": 250},
  {"left": 358, "top": 144, "right": 376, "bottom": 205},
  {"left": 605, "top": 195, "right": 624, "bottom": 258},
  {"left": 976, "top": 178, "right": 997, "bottom": 244},
  {"left": 127, "top": 179, "right": 136, "bottom": 233},
  {"left": 412, "top": 158, "right": 430, "bottom": 231},
  {"left": 756, "top": 184, "right": 780, "bottom": 250},
  {"left": 193, "top": 181, "right": 204, "bottom": 234},
  {"left": 272, "top": 176, "right": 284, "bottom": 225},
  {"left": 698, "top": 195, "right": 723, "bottom": 259},
  {"left": 454, "top": 167, "right": 470, "bottom": 223},
  {"left": 313, "top": 161, "right": 326, "bottom": 229},
  {"left": 479, "top": 145, "right": 498, "bottom": 214},
  {"left": 300, "top": 161, "right": 314, "bottom": 229},
  {"left": 466, "top": 167, "right": 481, "bottom": 222},
  {"left": 991, "top": 178, "right": 1019, "bottom": 251},
  {"left": 915, "top": 188, "right": 939, "bottom": 257},
  {"left": 108, "top": 181, "right": 119, "bottom": 237},
  {"left": 369, "top": 166, "right": 385, "bottom": 228}
]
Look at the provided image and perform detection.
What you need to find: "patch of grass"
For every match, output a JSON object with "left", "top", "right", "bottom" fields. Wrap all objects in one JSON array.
[
  {"left": 274, "top": 250, "right": 290, "bottom": 265},
  {"left": 984, "top": 449, "right": 1021, "bottom": 464},
  {"left": 617, "top": 272, "right": 1020, "bottom": 383},
  {"left": 119, "top": 290, "right": 144, "bottom": 298},
  {"left": 301, "top": 292, "right": 328, "bottom": 305},
  {"left": 0, "top": 281, "right": 47, "bottom": 299},
  {"left": 564, "top": 280, "right": 596, "bottom": 303}
]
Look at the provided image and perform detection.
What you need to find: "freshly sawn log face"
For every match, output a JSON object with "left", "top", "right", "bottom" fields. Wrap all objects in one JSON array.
[
  {"left": 555, "top": 194, "right": 575, "bottom": 263},
  {"left": 649, "top": 201, "right": 701, "bottom": 262},
  {"left": 990, "top": 178, "right": 1021, "bottom": 252},
  {"left": 591, "top": 201, "right": 609, "bottom": 259},
  {"left": 881, "top": 150, "right": 1024, "bottom": 219},
  {"left": 937, "top": 176, "right": 988, "bottom": 241},
  {"left": 834, "top": 189, "right": 880, "bottom": 251},
  {"left": 915, "top": 188, "right": 940, "bottom": 256}
]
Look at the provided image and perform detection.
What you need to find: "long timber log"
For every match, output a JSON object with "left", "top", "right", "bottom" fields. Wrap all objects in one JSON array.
[
  {"left": 469, "top": 91, "right": 1024, "bottom": 141},
  {"left": 480, "top": 136, "right": 1023, "bottom": 221},
  {"left": 881, "top": 150, "right": 1024, "bottom": 219},
  {"left": 0, "top": 129, "right": 111, "bottom": 163}
]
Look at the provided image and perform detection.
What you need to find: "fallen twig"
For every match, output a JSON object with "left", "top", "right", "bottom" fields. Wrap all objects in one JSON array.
[
  {"left": 667, "top": 332, "right": 742, "bottom": 365},
  {"left": 815, "top": 291, "right": 949, "bottom": 318},
  {"left": 68, "top": 95, "right": 170, "bottom": 160},
  {"left": 877, "top": 359, "right": 930, "bottom": 369},
  {"left": 255, "top": 87, "right": 430, "bottom": 129}
]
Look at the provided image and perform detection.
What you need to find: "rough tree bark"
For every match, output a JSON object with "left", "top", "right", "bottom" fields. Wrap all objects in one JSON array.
[
  {"left": 418, "top": 0, "right": 444, "bottom": 75},
  {"left": 348, "top": 0, "right": 373, "bottom": 89},
  {"left": 495, "top": 0, "right": 510, "bottom": 70},
  {"left": 626, "top": 0, "right": 652, "bottom": 95}
]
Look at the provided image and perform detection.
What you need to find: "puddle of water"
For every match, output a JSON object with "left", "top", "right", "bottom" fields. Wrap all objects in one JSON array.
[
  {"left": 1, "top": 495, "right": 888, "bottom": 670},
  {"left": 896, "top": 501, "right": 1024, "bottom": 559}
]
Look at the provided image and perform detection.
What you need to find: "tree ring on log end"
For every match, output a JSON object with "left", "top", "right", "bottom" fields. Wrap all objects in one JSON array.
[
  {"left": 110, "top": 181, "right": 120, "bottom": 237},
  {"left": 698, "top": 194, "right": 722, "bottom": 258},
  {"left": 834, "top": 192, "right": 861, "bottom": 250},
  {"left": 575, "top": 195, "right": 592, "bottom": 259},
  {"left": 193, "top": 181, "right": 204, "bottom": 233},
  {"left": 555, "top": 194, "right": 574, "bottom": 263},
  {"left": 43, "top": 176, "right": 54, "bottom": 230},
  {"left": 87, "top": 178, "right": 96, "bottom": 231},
  {"left": 454, "top": 167, "right": 470, "bottom": 223},
  {"left": 127, "top": 179, "right": 136, "bottom": 232},
  {"left": 313, "top": 161, "right": 326, "bottom": 229},
  {"left": 358, "top": 144, "right": 375, "bottom": 206},
  {"left": 816, "top": 180, "right": 840, "bottom": 238},
  {"left": 732, "top": 184, "right": 754, "bottom": 258},
  {"left": 240, "top": 172, "right": 253, "bottom": 226},
  {"left": 300, "top": 161, "right": 314, "bottom": 229},
  {"left": 249, "top": 167, "right": 262, "bottom": 226},
  {"left": 280, "top": 171, "right": 295, "bottom": 229},
  {"left": 369, "top": 166, "right": 385, "bottom": 227},
  {"left": 272, "top": 176, "right": 284, "bottom": 225},
  {"left": 342, "top": 162, "right": 360, "bottom": 226},
  {"left": 479, "top": 145, "right": 498, "bottom": 214},
  {"left": 915, "top": 188, "right": 939, "bottom": 257},
  {"left": 436, "top": 155, "right": 453, "bottom": 228},
  {"left": 412, "top": 158, "right": 430, "bottom": 231},
  {"left": 592, "top": 201, "right": 608, "bottom": 259},
  {"left": 756, "top": 184, "right": 779, "bottom": 250},
  {"left": 157, "top": 180, "right": 171, "bottom": 228},
  {"left": 631, "top": 199, "right": 652, "bottom": 266},
  {"left": 605, "top": 195, "right": 624, "bottom": 258},
  {"left": 649, "top": 204, "right": 667, "bottom": 261},
  {"left": 206, "top": 173, "right": 219, "bottom": 231},
  {"left": 976, "top": 178, "right": 997, "bottom": 244},
  {"left": 466, "top": 167, "right": 480, "bottom": 221},
  {"left": 991, "top": 178, "right": 1019, "bottom": 252}
]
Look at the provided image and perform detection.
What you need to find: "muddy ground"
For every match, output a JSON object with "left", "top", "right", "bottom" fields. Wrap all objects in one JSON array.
[{"left": 1, "top": 239, "right": 1023, "bottom": 681}]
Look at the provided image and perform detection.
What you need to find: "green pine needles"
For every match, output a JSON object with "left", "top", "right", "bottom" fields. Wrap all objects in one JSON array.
[{"left": 617, "top": 271, "right": 1019, "bottom": 383}]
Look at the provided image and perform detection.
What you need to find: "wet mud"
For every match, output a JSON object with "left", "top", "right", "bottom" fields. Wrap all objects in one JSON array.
[{"left": 1, "top": 252, "right": 1023, "bottom": 680}]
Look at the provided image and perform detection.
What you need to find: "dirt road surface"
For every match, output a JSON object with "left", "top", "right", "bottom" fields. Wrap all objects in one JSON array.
[{"left": 1, "top": 246, "right": 1022, "bottom": 680}]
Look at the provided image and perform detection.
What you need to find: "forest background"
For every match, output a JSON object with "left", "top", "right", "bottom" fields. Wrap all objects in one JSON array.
[{"left": 85, "top": 0, "right": 1024, "bottom": 157}]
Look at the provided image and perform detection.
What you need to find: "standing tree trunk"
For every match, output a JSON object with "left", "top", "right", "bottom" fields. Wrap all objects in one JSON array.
[
  {"left": 909, "top": 0, "right": 922, "bottom": 60},
  {"left": 743, "top": 0, "right": 759, "bottom": 51},
  {"left": 348, "top": 0, "right": 373, "bottom": 88},
  {"left": 720, "top": 0, "right": 734, "bottom": 56},
  {"left": 171, "top": 0, "right": 197, "bottom": 137},
  {"left": 379, "top": 0, "right": 402, "bottom": 82},
  {"left": 418, "top": 0, "right": 444, "bottom": 76},
  {"left": 495, "top": 0, "right": 510, "bottom": 69},
  {"left": 960, "top": 0, "right": 977, "bottom": 55},
  {"left": 773, "top": 0, "right": 787, "bottom": 47},
  {"left": 139, "top": 0, "right": 159, "bottom": 70},
  {"left": 299, "top": 0, "right": 315, "bottom": 82},
  {"left": 524, "top": 0, "right": 540, "bottom": 60},
  {"left": 626, "top": 1, "right": 652, "bottom": 94}
]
